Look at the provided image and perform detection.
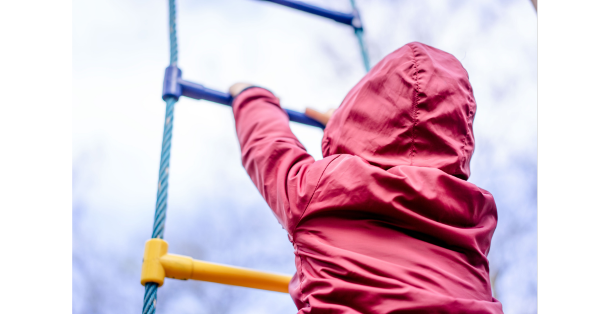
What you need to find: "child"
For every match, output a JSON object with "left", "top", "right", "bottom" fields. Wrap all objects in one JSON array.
[{"left": 229, "top": 42, "right": 503, "bottom": 313}]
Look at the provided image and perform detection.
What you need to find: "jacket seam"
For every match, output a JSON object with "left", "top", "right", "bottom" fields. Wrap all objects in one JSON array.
[
  {"left": 409, "top": 43, "right": 421, "bottom": 165},
  {"left": 290, "top": 154, "right": 341, "bottom": 309},
  {"left": 297, "top": 249, "right": 309, "bottom": 308},
  {"left": 291, "top": 154, "right": 342, "bottom": 234},
  {"left": 462, "top": 99, "right": 475, "bottom": 176}
]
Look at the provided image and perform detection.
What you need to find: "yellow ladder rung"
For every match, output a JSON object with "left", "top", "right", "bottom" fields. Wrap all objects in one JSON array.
[{"left": 141, "top": 238, "right": 292, "bottom": 293}]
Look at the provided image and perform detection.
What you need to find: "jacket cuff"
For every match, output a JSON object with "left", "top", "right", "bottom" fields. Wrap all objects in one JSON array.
[{"left": 232, "top": 86, "right": 278, "bottom": 109}]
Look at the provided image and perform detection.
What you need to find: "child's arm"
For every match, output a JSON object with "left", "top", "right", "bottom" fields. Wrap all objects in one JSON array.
[{"left": 230, "top": 83, "right": 332, "bottom": 233}]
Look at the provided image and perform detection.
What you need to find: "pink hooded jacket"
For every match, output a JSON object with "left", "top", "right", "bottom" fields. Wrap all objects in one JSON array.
[{"left": 232, "top": 42, "right": 503, "bottom": 314}]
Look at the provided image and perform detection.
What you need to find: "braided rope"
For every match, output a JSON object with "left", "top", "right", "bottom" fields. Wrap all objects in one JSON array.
[
  {"left": 151, "top": 97, "right": 176, "bottom": 239},
  {"left": 142, "top": 0, "right": 179, "bottom": 312},
  {"left": 354, "top": 28, "right": 370, "bottom": 72},
  {"left": 168, "top": 0, "right": 178, "bottom": 65}
]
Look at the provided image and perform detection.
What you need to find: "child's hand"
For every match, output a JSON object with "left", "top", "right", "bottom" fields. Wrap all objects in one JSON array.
[
  {"left": 305, "top": 108, "right": 335, "bottom": 126},
  {"left": 229, "top": 82, "right": 253, "bottom": 97}
]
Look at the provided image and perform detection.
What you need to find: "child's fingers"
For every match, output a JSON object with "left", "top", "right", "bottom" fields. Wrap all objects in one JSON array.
[
  {"left": 305, "top": 108, "right": 319, "bottom": 119},
  {"left": 305, "top": 108, "right": 325, "bottom": 125},
  {"left": 305, "top": 108, "right": 333, "bottom": 126},
  {"left": 229, "top": 82, "right": 253, "bottom": 97}
]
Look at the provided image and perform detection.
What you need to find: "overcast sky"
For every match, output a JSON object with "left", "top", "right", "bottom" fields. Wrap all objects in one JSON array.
[{"left": 73, "top": 0, "right": 537, "bottom": 313}]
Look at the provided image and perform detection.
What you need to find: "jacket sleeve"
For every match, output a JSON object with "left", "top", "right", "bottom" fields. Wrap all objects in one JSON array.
[{"left": 232, "top": 87, "right": 328, "bottom": 233}]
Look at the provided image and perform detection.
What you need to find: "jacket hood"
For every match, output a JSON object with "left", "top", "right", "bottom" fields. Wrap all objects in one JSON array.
[{"left": 322, "top": 42, "right": 476, "bottom": 180}]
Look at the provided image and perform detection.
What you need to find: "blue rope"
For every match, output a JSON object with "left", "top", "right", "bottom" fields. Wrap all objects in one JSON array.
[
  {"left": 143, "top": 0, "right": 179, "bottom": 312},
  {"left": 349, "top": 0, "right": 370, "bottom": 72},
  {"left": 354, "top": 28, "right": 370, "bottom": 72},
  {"left": 168, "top": 0, "right": 178, "bottom": 65},
  {"left": 151, "top": 97, "right": 176, "bottom": 239}
]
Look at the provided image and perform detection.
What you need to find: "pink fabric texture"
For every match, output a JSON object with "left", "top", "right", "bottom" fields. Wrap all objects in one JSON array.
[{"left": 232, "top": 42, "right": 503, "bottom": 314}]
